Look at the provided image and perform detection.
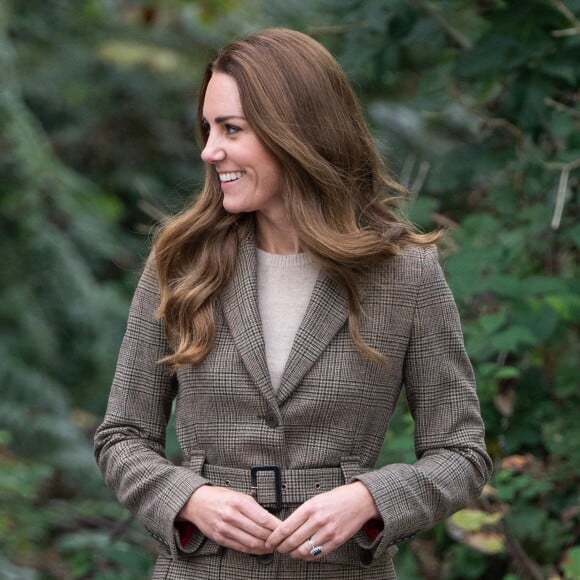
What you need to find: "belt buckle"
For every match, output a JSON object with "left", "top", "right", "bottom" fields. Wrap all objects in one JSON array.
[{"left": 250, "top": 465, "right": 282, "bottom": 514}]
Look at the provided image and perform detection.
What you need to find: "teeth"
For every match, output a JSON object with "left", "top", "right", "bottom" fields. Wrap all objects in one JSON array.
[{"left": 219, "top": 171, "right": 245, "bottom": 183}]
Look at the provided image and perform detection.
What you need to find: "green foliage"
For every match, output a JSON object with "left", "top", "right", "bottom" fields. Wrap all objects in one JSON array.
[
  {"left": 1, "top": 0, "right": 578, "bottom": 578},
  {"left": 293, "top": 0, "right": 580, "bottom": 577}
]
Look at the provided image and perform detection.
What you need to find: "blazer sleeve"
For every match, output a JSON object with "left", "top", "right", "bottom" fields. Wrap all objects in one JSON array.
[
  {"left": 353, "top": 245, "right": 492, "bottom": 560},
  {"left": 93, "top": 259, "right": 210, "bottom": 559}
]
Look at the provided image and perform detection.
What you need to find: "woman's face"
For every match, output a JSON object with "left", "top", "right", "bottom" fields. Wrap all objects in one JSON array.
[{"left": 201, "top": 72, "right": 285, "bottom": 220}]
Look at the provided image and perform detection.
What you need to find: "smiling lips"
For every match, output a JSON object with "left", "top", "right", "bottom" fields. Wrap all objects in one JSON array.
[{"left": 219, "top": 171, "right": 245, "bottom": 183}]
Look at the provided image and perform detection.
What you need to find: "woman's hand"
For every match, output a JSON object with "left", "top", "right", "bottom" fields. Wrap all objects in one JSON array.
[
  {"left": 178, "top": 485, "right": 282, "bottom": 555},
  {"left": 265, "top": 482, "right": 380, "bottom": 560}
]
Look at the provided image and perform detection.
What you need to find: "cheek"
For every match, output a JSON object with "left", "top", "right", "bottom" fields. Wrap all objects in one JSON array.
[{"left": 261, "top": 158, "right": 283, "bottom": 189}]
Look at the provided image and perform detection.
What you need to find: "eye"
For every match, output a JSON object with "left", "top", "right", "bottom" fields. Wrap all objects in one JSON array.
[{"left": 225, "top": 123, "right": 241, "bottom": 135}]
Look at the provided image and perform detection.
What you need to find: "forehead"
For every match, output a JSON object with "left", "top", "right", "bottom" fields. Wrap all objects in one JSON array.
[{"left": 202, "top": 72, "right": 244, "bottom": 118}]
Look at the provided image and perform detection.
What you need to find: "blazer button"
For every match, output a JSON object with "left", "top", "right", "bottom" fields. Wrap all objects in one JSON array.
[
  {"left": 257, "top": 553, "right": 274, "bottom": 565},
  {"left": 263, "top": 412, "right": 278, "bottom": 428},
  {"left": 359, "top": 548, "right": 374, "bottom": 565}
]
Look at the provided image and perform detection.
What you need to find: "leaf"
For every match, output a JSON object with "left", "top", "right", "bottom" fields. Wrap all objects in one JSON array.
[
  {"left": 446, "top": 509, "right": 506, "bottom": 554},
  {"left": 463, "top": 532, "right": 505, "bottom": 554},
  {"left": 404, "top": 196, "right": 439, "bottom": 229},
  {"left": 489, "top": 326, "right": 539, "bottom": 352},
  {"left": 98, "top": 41, "right": 183, "bottom": 73},
  {"left": 499, "top": 455, "right": 533, "bottom": 471},
  {"left": 570, "top": 224, "right": 580, "bottom": 248},
  {"left": 494, "top": 390, "right": 515, "bottom": 416},
  {"left": 478, "top": 312, "right": 507, "bottom": 334},
  {"left": 517, "top": 76, "right": 551, "bottom": 129},
  {"left": 562, "top": 546, "right": 580, "bottom": 580},
  {"left": 545, "top": 294, "right": 580, "bottom": 322},
  {"left": 494, "top": 366, "right": 520, "bottom": 380},
  {"left": 450, "top": 509, "right": 505, "bottom": 531},
  {"left": 539, "top": 62, "right": 578, "bottom": 85},
  {"left": 57, "top": 531, "right": 111, "bottom": 552},
  {"left": 455, "top": 34, "right": 522, "bottom": 79},
  {"left": 0, "top": 457, "right": 53, "bottom": 501}
]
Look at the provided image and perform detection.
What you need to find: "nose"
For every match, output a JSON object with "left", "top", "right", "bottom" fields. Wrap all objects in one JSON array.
[{"left": 201, "top": 134, "right": 226, "bottom": 164}]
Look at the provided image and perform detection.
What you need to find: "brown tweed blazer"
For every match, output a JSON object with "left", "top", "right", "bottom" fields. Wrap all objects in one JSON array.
[{"left": 94, "top": 229, "right": 492, "bottom": 579}]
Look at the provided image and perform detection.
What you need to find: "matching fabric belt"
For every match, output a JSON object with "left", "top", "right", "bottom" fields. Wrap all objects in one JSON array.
[{"left": 201, "top": 463, "right": 346, "bottom": 512}]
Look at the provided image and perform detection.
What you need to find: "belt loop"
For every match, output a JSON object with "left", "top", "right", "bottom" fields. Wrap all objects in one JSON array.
[
  {"left": 340, "top": 456, "right": 363, "bottom": 482},
  {"left": 183, "top": 450, "right": 206, "bottom": 474}
]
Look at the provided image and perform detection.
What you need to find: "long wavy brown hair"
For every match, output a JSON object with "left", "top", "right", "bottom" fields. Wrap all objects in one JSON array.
[{"left": 154, "top": 28, "right": 439, "bottom": 368}]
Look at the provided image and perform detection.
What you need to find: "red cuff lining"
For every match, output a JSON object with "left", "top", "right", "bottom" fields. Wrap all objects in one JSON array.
[
  {"left": 175, "top": 521, "right": 196, "bottom": 547},
  {"left": 362, "top": 518, "right": 384, "bottom": 541},
  {"left": 177, "top": 519, "right": 381, "bottom": 547}
]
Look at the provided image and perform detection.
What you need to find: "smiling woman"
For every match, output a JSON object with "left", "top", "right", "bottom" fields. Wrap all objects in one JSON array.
[
  {"left": 94, "top": 27, "right": 492, "bottom": 580},
  {"left": 200, "top": 72, "right": 288, "bottom": 247}
]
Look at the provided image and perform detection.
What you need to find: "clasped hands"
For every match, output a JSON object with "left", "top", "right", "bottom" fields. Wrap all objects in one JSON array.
[{"left": 178, "top": 481, "right": 379, "bottom": 560}]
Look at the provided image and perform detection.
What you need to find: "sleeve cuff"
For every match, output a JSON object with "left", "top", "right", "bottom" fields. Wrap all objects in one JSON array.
[
  {"left": 175, "top": 521, "right": 197, "bottom": 547},
  {"left": 362, "top": 518, "right": 384, "bottom": 542}
]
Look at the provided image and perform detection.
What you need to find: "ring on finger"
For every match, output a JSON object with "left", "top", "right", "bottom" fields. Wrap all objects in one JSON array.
[{"left": 307, "top": 537, "right": 323, "bottom": 557}]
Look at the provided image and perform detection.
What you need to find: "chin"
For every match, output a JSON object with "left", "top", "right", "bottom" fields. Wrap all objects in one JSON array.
[
  {"left": 222, "top": 196, "right": 257, "bottom": 215},
  {"left": 222, "top": 202, "right": 247, "bottom": 215}
]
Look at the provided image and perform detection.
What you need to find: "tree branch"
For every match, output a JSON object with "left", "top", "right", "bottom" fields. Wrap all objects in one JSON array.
[
  {"left": 408, "top": 0, "right": 472, "bottom": 50},
  {"left": 552, "top": 26, "right": 580, "bottom": 37},
  {"left": 548, "top": 0, "right": 580, "bottom": 36},
  {"left": 544, "top": 158, "right": 580, "bottom": 230},
  {"left": 448, "top": 84, "right": 525, "bottom": 144},
  {"left": 544, "top": 97, "right": 580, "bottom": 120},
  {"left": 548, "top": 0, "right": 580, "bottom": 27}
]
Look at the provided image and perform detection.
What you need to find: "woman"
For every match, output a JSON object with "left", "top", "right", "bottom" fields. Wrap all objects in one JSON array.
[{"left": 94, "top": 28, "right": 492, "bottom": 579}]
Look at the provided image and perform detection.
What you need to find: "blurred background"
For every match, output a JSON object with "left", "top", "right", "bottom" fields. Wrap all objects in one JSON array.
[{"left": 1, "top": 0, "right": 579, "bottom": 578}]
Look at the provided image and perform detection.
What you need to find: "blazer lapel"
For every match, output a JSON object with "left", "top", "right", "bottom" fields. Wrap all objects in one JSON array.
[
  {"left": 219, "top": 229, "right": 275, "bottom": 404},
  {"left": 276, "top": 270, "right": 349, "bottom": 405}
]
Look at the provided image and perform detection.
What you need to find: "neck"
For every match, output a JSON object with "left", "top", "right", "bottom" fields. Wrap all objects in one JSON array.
[{"left": 255, "top": 213, "right": 301, "bottom": 255}]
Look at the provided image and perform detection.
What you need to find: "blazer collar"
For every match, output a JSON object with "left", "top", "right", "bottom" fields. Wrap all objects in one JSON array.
[
  {"left": 219, "top": 226, "right": 275, "bottom": 405},
  {"left": 276, "top": 271, "right": 348, "bottom": 405},
  {"left": 219, "top": 225, "right": 349, "bottom": 406}
]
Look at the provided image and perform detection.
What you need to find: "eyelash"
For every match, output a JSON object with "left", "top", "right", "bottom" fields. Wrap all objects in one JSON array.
[
  {"left": 200, "top": 121, "right": 241, "bottom": 136},
  {"left": 225, "top": 124, "right": 241, "bottom": 135}
]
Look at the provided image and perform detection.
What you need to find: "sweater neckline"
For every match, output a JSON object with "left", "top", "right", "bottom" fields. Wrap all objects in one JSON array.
[{"left": 256, "top": 248, "right": 316, "bottom": 268}]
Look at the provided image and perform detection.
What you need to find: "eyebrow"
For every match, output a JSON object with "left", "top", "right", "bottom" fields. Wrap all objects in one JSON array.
[{"left": 202, "top": 115, "right": 247, "bottom": 124}]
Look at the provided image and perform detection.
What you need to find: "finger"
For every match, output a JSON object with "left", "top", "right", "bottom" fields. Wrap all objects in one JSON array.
[
  {"left": 239, "top": 501, "right": 282, "bottom": 535},
  {"left": 273, "top": 521, "right": 317, "bottom": 554},
  {"left": 265, "top": 510, "right": 309, "bottom": 550},
  {"left": 289, "top": 533, "right": 332, "bottom": 561},
  {"left": 221, "top": 530, "right": 273, "bottom": 555},
  {"left": 213, "top": 514, "right": 275, "bottom": 554},
  {"left": 235, "top": 510, "right": 280, "bottom": 542},
  {"left": 216, "top": 533, "right": 272, "bottom": 555},
  {"left": 216, "top": 501, "right": 279, "bottom": 543}
]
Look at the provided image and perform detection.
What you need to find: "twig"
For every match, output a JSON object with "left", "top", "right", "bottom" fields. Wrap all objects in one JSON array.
[
  {"left": 552, "top": 26, "right": 580, "bottom": 37},
  {"left": 544, "top": 97, "right": 580, "bottom": 120},
  {"left": 478, "top": 495, "right": 545, "bottom": 580},
  {"left": 400, "top": 155, "right": 431, "bottom": 196},
  {"left": 307, "top": 23, "right": 373, "bottom": 36},
  {"left": 400, "top": 153, "right": 417, "bottom": 189},
  {"left": 408, "top": 0, "right": 472, "bottom": 50},
  {"left": 481, "top": 117, "right": 524, "bottom": 142},
  {"left": 551, "top": 168, "right": 570, "bottom": 230},
  {"left": 138, "top": 199, "right": 167, "bottom": 222},
  {"left": 544, "top": 158, "right": 580, "bottom": 230},
  {"left": 432, "top": 212, "right": 458, "bottom": 229},
  {"left": 548, "top": 0, "right": 580, "bottom": 36},
  {"left": 448, "top": 84, "right": 525, "bottom": 144},
  {"left": 410, "top": 160, "right": 431, "bottom": 196},
  {"left": 503, "top": 520, "right": 545, "bottom": 580},
  {"left": 544, "top": 158, "right": 580, "bottom": 172},
  {"left": 548, "top": 0, "right": 580, "bottom": 27}
]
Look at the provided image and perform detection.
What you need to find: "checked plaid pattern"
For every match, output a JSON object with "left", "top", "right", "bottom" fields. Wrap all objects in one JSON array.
[{"left": 94, "top": 228, "right": 492, "bottom": 579}]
